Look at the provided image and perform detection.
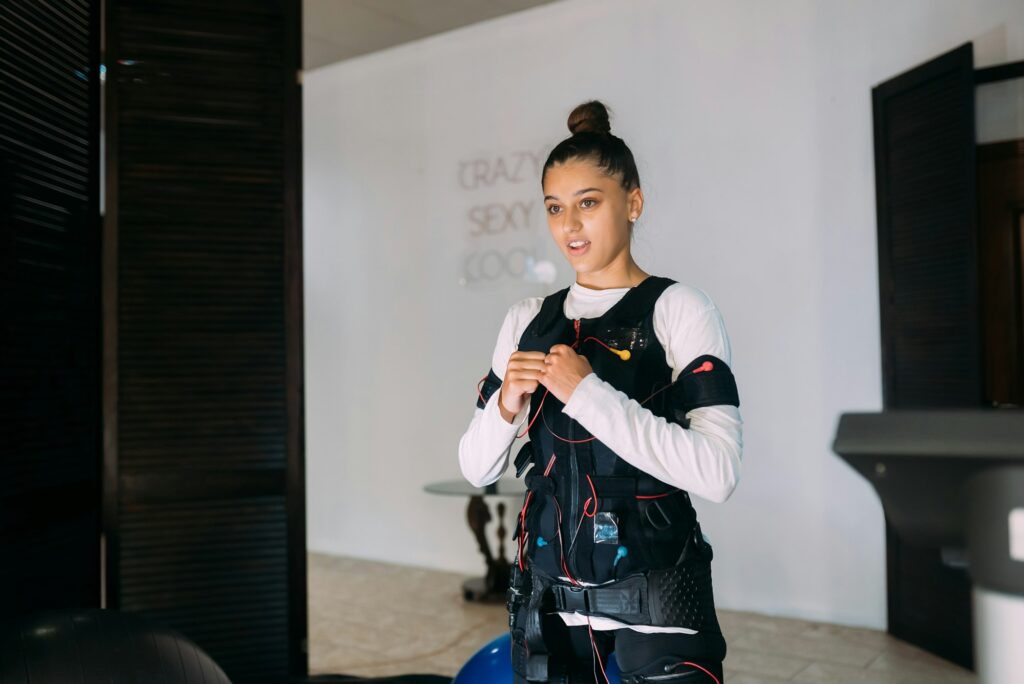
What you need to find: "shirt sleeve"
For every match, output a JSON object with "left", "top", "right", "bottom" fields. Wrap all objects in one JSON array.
[
  {"left": 561, "top": 289, "right": 743, "bottom": 503},
  {"left": 458, "top": 298, "right": 539, "bottom": 487}
]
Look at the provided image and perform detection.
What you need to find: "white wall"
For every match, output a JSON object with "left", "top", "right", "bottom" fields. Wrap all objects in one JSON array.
[{"left": 303, "top": 0, "right": 1024, "bottom": 630}]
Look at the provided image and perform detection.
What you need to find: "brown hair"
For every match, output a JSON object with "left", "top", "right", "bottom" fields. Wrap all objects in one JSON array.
[{"left": 542, "top": 100, "right": 641, "bottom": 192}]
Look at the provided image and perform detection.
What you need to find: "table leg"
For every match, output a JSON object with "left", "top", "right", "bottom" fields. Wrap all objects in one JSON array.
[{"left": 463, "top": 495, "right": 511, "bottom": 603}]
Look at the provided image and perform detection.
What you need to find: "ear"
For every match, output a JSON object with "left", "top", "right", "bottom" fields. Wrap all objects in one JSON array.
[{"left": 627, "top": 187, "right": 644, "bottom": 222}]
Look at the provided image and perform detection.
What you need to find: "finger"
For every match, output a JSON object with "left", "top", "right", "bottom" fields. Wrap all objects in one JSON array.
[
  {"left": 511, "top": 351, "right": 547, "bottom": 361},
  {"left": 510, "top": 367, "right": 546, "bottom": 379},
  {"left": 509, "top": 369, "right": 546, "bottom": 382},
  {"left": 509, "top": 359, "right": 549, "bottom": 373}
]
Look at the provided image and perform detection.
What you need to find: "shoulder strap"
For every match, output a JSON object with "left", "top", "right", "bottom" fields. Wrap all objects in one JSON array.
[
  {"left": 601, "top": 275, "right": 676, "bottom": 328},
  {"left": 522, "top": 286, "right": 571, "bottom": 340},
  {"left": 521, "top": 275, "right": 676, "bottom": 339}
]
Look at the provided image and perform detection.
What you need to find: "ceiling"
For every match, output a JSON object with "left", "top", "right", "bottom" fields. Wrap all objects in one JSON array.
[
  {"left": 303, "top": 0, "right": 560, "bottom": 70},
  {"left": 303, "top": 0, "right": 561, "bottom": 70}
]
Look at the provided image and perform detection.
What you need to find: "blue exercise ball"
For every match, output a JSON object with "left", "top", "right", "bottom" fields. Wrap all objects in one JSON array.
[{"left": 455, "top": 632, "right": 620, "bottom": 684}]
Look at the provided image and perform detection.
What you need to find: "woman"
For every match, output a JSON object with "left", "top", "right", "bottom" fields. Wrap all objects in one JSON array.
[{"left": 458, "top": 100, "right": 743, "bottom": 684}]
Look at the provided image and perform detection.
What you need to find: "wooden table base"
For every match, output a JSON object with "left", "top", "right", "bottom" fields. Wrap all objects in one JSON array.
[{"left": 464, "top": 495, "right": 511, "bottom": 603}]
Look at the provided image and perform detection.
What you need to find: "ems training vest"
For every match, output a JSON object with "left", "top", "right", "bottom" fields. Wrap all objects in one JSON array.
[{"left": 477, "top": 275, "right": 740, "bottom": 632}]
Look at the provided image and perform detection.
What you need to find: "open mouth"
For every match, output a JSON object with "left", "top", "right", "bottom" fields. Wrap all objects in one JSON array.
[{"left": 567, "top": 239, "right": 590, "bottom": 256}]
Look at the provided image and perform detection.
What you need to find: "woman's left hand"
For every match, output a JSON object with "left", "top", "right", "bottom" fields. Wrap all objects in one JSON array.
[{"left": 541, "top": 344, "right": 594, "bottom": 404}]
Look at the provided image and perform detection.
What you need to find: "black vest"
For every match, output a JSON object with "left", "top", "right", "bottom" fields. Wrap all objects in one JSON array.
[{"left": 513, "top": 275, "right": 702, "bottom": 584}]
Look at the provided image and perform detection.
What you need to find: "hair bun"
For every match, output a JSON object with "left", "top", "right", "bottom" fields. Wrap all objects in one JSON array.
[{"left": 567, "top": 100, "right": 612, "bottom": 136}]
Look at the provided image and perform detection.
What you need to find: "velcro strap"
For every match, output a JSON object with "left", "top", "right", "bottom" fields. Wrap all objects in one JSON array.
[
  {"left": 588, "top": 476, "right": 634, "bottom": 508},
  {"left": 588, "top": 476, "right": 635, "bottom": 498},
  {"left": 590, "top": 476, "right": 680, "bottom": 501},
  {"left": 524, "top": 472, "right": 555, "bottom": 496},
  {"left": 524, "top": 569, "right": 554, "bottom": 658},
  {"left": 526, "top": 655, "right": 549, "bottom": 682}
]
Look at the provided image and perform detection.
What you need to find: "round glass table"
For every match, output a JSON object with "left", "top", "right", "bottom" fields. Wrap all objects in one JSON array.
[{"left": 423, "top": 478, "right": 527, "bottom": 603}]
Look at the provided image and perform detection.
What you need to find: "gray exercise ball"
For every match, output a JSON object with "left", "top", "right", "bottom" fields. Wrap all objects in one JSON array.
[{"left": 0, "top": 609, "right": 231, "bottom": 683}]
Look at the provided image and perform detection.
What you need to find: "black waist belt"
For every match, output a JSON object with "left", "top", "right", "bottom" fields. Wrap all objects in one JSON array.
[
  {"left": 550, "top": 574, "right": 651, "bottom": 624},
  {"left": 540, "top": 531, "right": 715, "bottom": 631}
]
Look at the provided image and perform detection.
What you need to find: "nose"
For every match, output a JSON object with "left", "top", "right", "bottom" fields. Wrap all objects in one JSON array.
[{"left": 561, "top": 207, "right": 583, "bottom": 232}]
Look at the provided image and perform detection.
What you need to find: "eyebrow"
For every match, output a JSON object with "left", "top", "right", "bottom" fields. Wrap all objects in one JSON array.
[{"left": 544, "top": 187, "right": 604, "bottom": 201}]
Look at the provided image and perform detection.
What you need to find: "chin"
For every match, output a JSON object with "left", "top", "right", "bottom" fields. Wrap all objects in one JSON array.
[{"left": 570, "top": 256, "right": 604, "bottom": 272}]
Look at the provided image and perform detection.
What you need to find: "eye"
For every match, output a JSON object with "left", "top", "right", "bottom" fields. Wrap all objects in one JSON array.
[
  {"left": 581, "top": 198, "right": 597, "bottom": 208},
  {"left": 547, "top": 205, "right": 561, "bottom": 215}
]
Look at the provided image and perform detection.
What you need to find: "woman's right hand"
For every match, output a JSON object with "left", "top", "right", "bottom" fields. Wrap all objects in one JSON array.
[{"left": 498, "top": 350, "right": 548, "bottom": 423}]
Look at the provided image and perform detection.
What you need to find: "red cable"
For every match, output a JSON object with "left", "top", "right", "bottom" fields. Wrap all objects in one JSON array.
[
  {"left": 587, "top": 618, "right": 611, "bottom": 684},
  {"left": 636, "top": 488, "right": 680, "bottom": 500},
  {"left": 476, "top": 375, "right": 487, "bottom": 406},
  {"left": 581, "top": 335, "right": 621, "bottom": 355},
  {"left": 515, "top": 385, "right": 549, "bottom": 439},
  {"left": 551, "top": 496, "right": 580, "bottom": 586},
  {"left": 672, "top": 662, "right": 720, "bottom": 684},
  {"left": 583, "top": 474, "right": 597, "bottom": 517},
  {"left": 541, "top": 405, "right": 598, "bottom": 444},
  {"left": 537, "top": 377, "right": 672, "bottom": 445},
  {"left": 516, "top": 491, "right": 533, "bottom": 571}
]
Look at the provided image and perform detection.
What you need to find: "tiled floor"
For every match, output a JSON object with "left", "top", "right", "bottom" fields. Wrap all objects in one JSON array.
[{"left": 308, "top": 553, "right": 977, "bottom": 683}]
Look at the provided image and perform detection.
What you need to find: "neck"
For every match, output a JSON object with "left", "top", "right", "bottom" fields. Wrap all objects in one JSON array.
[{"left": 575, "top": 254, "right": 648, "bottom": 291}]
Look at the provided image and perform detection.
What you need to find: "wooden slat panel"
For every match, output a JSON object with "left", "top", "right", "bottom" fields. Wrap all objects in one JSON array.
[
  {"left": 873, "top": 43, "right": 981, "bottom": 408},
  {"left": 0, "top": 0, "right": 101, "bottom": 615},
  {"left": 105, "top": 0, "right": 305, "bottom": 680},
  {"left": 871, "top": 42, "right": 978, "bottom": 671},
  {"left": 118, "top": 498, "right": 290, "bottom": 675}
]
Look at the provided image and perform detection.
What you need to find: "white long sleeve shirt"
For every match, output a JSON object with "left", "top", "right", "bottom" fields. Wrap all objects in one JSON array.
[{"left": 458, "top": 279, "right": 743, "bottom": 633}]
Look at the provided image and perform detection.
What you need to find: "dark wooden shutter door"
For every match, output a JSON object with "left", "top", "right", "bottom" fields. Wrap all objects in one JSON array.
[
  {"left": 873, "top": 42, "right": 982, "bottom": 408},
  {"left": 104, "top": 1, "right": 306, "bottom": 681},
  {"left": 872, "top": 43, "right": 978, "bottom": 669},
  {"left": 1, "top": 1, "right": 102, "bottom": 615}
]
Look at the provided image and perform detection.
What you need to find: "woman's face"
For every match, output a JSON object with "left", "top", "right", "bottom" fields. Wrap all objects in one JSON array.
[{"left": 542, "top": 158, "right": 640, "bottom": 278}]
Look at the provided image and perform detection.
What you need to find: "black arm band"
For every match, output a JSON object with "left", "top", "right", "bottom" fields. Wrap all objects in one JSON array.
[
  {"left": 476, "top": 367, "right": 503, "bottom": 409},
  {"left": 668, "top": 354, "right": 740, "bottom": 424}
]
